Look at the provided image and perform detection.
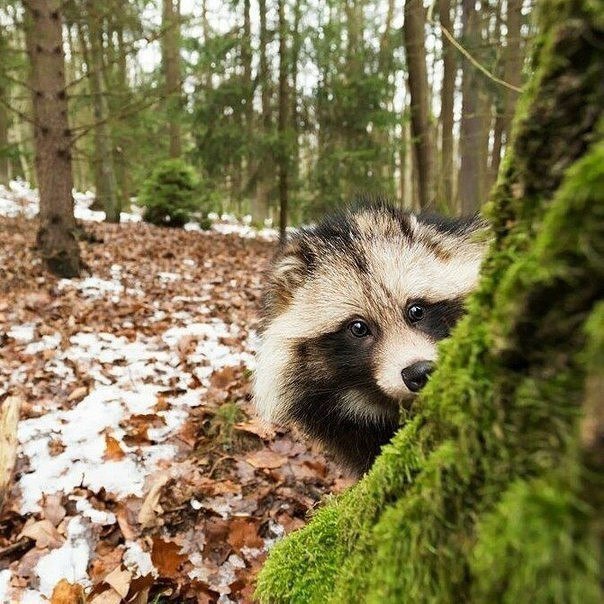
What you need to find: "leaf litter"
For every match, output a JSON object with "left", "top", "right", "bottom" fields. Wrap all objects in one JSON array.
[{"left": 0, "top": 184, "right": 354, "bottom": 603}]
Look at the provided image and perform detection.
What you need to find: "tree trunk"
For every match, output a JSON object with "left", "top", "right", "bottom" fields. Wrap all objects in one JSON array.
[
  {"left": 24, "top": 0, "right": 81, "bottom": 278},
  {"left": 491, "top": 0, "right": 523, "bottom": 178},
  {"left": 403, "top": 0, "right": 436, "bottom": 210},
  {"left": 0, "top": 85, "right": 9, "bottom": 185},
  {"left": 162, "top": 0, "right": 182, "bottom": 158},
  {"left": 458, "top": 0, "right": 483, "bottom": 213},
  {"left": 85, "top": 2, "right": 120, "bottom": 223},
  {"left": 256, "top": 0, "right": 604, "bottom": 599},
  {"left": 277, "top": 0, "right": 289, "bottom": 241},
  {"left": 290, "top": 0, "right": 302, "bottom": 195},
  {"left": 252, "top": 0, "right": 271, "bottom": 224},
  {"left": 438, "top": 0, "right": 456, "bottom": 208},
  {"left": 113, "top": 13, "right": 133, "bottom": 209},
  {"left": 242, "top": 0, "right": 253, "bottom": 196}
]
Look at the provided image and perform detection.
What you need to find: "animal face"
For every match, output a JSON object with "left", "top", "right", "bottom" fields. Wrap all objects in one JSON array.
[{"left": 254, "top": 204, "right": 487, "bottom": 474}]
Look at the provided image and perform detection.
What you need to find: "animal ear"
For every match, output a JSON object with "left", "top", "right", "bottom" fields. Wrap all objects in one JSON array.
[{"left": 262, "top": 237, "right": 311, "bottom": 320}]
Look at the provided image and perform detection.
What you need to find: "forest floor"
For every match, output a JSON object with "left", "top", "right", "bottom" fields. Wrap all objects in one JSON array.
[{"left": 0, "top": 185, "right": 351, "bottom": 603}]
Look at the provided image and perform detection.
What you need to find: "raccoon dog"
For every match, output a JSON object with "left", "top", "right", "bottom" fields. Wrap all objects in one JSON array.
[{"left": 254, "top": 203, "right": 487, "bottom": 476}]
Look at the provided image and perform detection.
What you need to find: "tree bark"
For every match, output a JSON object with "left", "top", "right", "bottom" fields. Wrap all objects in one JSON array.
[
  {"left": 457, "top": 0, "right": 483, "bottom": 213},
  {"left": 0, "top": 86, "right": 9, "bottom": 185},
  {"left": 85, "top": 2, "right": 120, "bottom": 223},
  {"left": 162, "top": 0, "right": 182, "bottom": 158},
  {"left": 438, "top": 0, "right": 456, "bottom": 207},
  {"left": 490, "top": 0, "right": 523, "bottom": 178},
  {"left": 112, "top": 11, "right": 133, "bottom": 209},
  {"left": 24, "top": 0, "right": 81, "bottom": 277},
  {"left": 242, "top": 0, "right": 254, "bottom": 201},
  {"left": 404, "top": 0, "right": 436, "bottom": 210},
  {"left": 255, "top": 0, "right": 604, "bottom": 599},
  {"left": 277, "top": 0, "right": 289, "bottom": 241},
  {"left": 252, "top": 0, "right": 272, "bottom": 224}
]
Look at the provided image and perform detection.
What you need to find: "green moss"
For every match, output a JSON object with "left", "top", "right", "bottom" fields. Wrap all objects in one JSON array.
[
  {"left": 255, "top": 0, "right": 604, "bottom": 600},
  {"left": 254, "top": 505, "right": 344, "bottom": 604}
]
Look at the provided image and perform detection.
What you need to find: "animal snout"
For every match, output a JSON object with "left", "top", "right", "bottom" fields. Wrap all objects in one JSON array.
[{"left": 401, "top": 361, "right": 434, "bottom": 393}]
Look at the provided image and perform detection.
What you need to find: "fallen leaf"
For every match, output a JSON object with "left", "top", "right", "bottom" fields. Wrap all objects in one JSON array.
[
  {"left": 138, "top": 474, "right": 170, "bottom": 528},
  {"left": 245, "top": 450, "right": 288, "bottom": 469},
  {"left": 104, "top": 566, "right": 132, "bottom": 598},
  {"left": 115, "top": 503, "right": 136, "bottom": 541},
  {"left": 151, "top": 537, "right": 186, "bottom": 578},
  {"left": 227, "top": 517, "right": 264, "bottom": 550},
  {"left": 50, "top": 579, "right": 85, "bottom": 604},
  {"left": 67, "top": 386, "right": 88, "bottom": 402},
  {"left": 104, "top": 434, "right": 126, "bottom": 461},
  {"left": 20, "top": 519, "right": 63, "bottom": 549},
  {"left": 234, "top": 419, "right": 274, "bottom": 439},
  {"left": 210, "top": 366, "right": 237, "bottom": 389},
  {"left": 88, "top": 587, "right": 122, "bottom": 604},
  {"left": 41, "top": 493, "right": 66, "bottom": 527}
]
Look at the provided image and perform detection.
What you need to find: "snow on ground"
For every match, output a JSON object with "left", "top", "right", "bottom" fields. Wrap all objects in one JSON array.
[
  {"left": 0, "top": 180, "right": 141, "bottom": 223},
  {"left": 0, "top": 180, "right": 278, "bottom": 240},
  {"left": 0, "top": 248, "right": 258, "bottom": 601}
]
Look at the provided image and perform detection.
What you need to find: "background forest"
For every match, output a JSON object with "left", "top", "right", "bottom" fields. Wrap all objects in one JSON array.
[{"left": 0, "top": 0, "right": 529, "bottom": 229}]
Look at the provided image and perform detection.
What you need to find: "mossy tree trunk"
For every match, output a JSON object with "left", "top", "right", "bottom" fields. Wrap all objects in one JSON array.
[{"left": 256, "top": 0, "right": 604, "bottom": 601}]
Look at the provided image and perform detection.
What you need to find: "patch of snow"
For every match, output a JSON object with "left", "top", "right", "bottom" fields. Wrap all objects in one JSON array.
[
  {"left": 73, "top": 497, "right": 116, "bottom": 525},
  {"left": 0, "top": 180, "right": 277, "bottom": 241},
  {"left": 35, "top": 517, "right": 91, "bottom": 597},
  {"left": 123, "top": 541, "right": 158, "bottom": 578},
  {"left": 24, "top": 333, "right": 61, "bottom": 355},
  {"left": 58, "top": 277, "right": 124, "bottom": 299},
  {"left": 0, "top": 570, "right": 11, "bottom": 603},
  {"left": 20, "top": 590, "right": 46, "bottom": 604},
  {"left": 158, "top": 271, "right": 181, "bottom": 283},
  {"left": 7, "top": 323, "right": 37, "bottom": 343}
]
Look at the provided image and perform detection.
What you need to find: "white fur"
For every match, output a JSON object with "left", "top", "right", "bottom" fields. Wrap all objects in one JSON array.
[
  {"left": 340, "top": 389, "right": 396, "bottom": 424},
  {"left": 374, "top": 332, "right": 437, "bottom": 399}
]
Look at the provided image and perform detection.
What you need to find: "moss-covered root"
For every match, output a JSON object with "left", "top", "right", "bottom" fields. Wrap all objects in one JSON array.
[{"left": 255, "top": 0, "right": 604, "bottom": 601}]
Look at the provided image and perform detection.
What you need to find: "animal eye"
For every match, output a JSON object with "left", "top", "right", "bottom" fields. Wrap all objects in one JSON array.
[
  {"left": 407, "top": 304, "right": 425, "bottom": 323},
  {"left": 348, "top": 320, "right": 371, "bottom": 338}
]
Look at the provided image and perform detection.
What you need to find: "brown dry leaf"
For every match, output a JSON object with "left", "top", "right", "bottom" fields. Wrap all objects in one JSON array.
[
  {"left": 50, "top": 579, "right": 85, "bottom": 604},
  {"left": 115, "top": 503, "right": 137, "bottom": 541},
  {"left": 245, "top": 450, "right": 288, "bottom": 469},
  {"left": 123, "top": 414, "right": 164, "bottom": 446},
  {"left": 67, "top": 386, "right": 88, "bottom": 402},
  {"left": 104, "top": 434, "right": 126, "bottom": 461},
  {"left": 177, "top": 335, "right": 197, "bottom": 360},
  {"left": 154, "top": 394, "right": 169, "bottom": 412},
  {"left": 233, "top": 419, "right": 274, "bottom": 439},
  {"left": 41, "top": 493, "right": 66, "bottom": 527},
  {"left": 138, "top": 474, "right": 170, "bottom": 528},
  {"left": 104, "top": 566, "right": 132, "bottom": 598},
  {"left": 210, "top": 366, "right": 237, "bottom": 390},
  {"left": 127, "top": 574, "right": 155, "bottom": 603},
  {"left": 20, "top": 519, "right": 63, "bottom": 549},
  {"left": 89, "top": 544, "right": 125, "bottom": 581},
  {"left": 88, "top": 587, "right": 122, "bottom": 604},
  {"left": 176, "top": 418, "right": 199, "bottom": 448},
  {"left": 48, "top": 438, "right": 66, "bottom": 456},
  {"left": 151, "top": 536, "right": 186, "bottom": 578},
  {"left": 227, "top": 517, "right": 264, "bottom": 550}
]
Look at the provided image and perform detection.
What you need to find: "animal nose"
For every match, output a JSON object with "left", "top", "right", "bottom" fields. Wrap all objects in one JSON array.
[{"left": 401, "top": 361, "right": 434, "bottom": 393}]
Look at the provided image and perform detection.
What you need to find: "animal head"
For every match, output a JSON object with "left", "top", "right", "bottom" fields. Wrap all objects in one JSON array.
[{"left": 254, "top": 203, "right": 487, "bottom": 472}]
